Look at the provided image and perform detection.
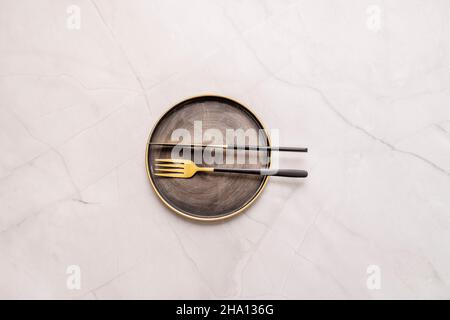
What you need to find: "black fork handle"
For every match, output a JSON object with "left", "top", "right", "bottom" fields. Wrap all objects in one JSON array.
[{"left": 214, "top": 168, "right": 308, "bottom": 178}]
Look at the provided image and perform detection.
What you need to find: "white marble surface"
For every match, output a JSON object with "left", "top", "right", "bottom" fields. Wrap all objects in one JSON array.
[{"left": 0, "top": 0, "right": 449, "bottom": 299}]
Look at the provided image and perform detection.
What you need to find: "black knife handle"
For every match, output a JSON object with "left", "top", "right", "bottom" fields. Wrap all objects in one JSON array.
[{"left": 234, "top": 146, "right": 308, "bottom": 152}]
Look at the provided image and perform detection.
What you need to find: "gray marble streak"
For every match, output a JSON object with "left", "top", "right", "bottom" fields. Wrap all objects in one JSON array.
[{"left": 0, "top": 0, "right": 449, "bottom": 299}]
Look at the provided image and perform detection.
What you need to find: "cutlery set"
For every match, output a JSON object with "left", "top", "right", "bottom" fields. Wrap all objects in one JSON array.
[
  {"left": 151, "top": 144, "right": 308, "bottom": 179},
  {"left": 146, "top": 95, "right": 308, "bottom": 220}
]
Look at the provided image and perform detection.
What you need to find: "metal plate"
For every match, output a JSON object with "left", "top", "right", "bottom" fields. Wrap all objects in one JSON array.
[{"left": 146, "top": 95, "right": 270, "bottom": 221}]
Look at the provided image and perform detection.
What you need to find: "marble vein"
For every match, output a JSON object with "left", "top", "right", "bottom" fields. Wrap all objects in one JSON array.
[{"left": 90, "top": 0, "right": 152, "bottom": 114}]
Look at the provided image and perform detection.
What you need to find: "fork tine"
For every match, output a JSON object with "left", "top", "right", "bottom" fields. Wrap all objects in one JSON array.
[
  {"left": 155, "top": 158, "right": 186, "bottom": 163},
  {"left": 155, "top": 173, "right": 182, "bottom": 178},
  {"left": 154, "top": 163, "right": 184, "bottom": 168},
  {"left": 155, "top": 168, "right": 184, "bottom": 173}
]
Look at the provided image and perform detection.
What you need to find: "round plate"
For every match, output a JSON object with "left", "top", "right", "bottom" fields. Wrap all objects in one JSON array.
[{"left": 146, "top": 95, "right": 270, "bottom": 221}]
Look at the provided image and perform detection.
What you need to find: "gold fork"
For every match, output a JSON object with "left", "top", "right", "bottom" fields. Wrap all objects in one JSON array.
[{"left": 154, "top": 159, "right": 308, "bottom": 178}]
